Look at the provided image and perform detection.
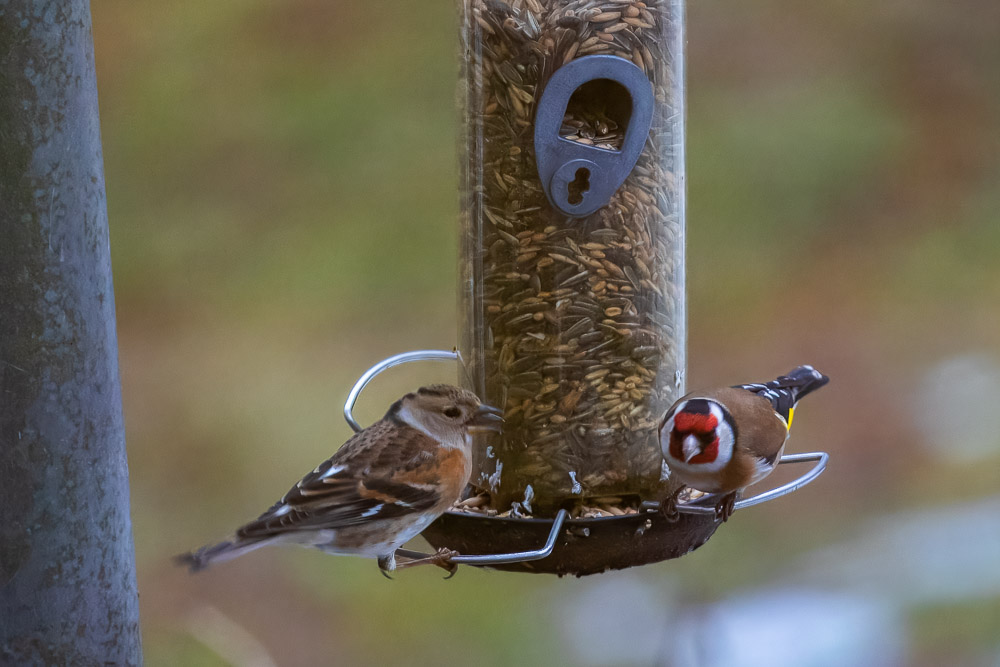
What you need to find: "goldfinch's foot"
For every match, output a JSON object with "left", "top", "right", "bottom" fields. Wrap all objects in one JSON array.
[{"left": 715, "top": 492, "right": 738, "bottom": 522}]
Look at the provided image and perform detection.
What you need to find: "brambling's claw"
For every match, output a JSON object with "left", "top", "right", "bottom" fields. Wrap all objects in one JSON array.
[
  {"left": 392, "top": 547, "right": 460, "bottom": 574},
  {"left": 432, "top": 548, "right": 460, "bottom": 579}
]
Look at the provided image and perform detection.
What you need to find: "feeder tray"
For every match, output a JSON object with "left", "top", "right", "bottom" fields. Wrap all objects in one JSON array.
[
  {"left": 423, "top": 452, "right": 825, "bottom": 576},
  {"left": 422, "top": 503, "right": 715, "bottom": 577},
  {"left": 345, "top": 351, "right": 829, "bottom": 577}
]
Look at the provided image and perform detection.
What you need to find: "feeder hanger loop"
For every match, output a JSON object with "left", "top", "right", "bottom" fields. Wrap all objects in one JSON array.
[{"left": 343, "top": 349, "right": 461, "bottom": 433}]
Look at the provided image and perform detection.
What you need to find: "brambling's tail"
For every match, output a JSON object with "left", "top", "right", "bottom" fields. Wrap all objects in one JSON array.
[{"left": 174, "top": 536, "right": 273, "bottom": 572}]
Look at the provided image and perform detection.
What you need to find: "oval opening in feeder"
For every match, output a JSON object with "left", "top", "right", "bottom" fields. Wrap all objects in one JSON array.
[{"left": 559, "top": 78, "right": 634, "bottom": 153}]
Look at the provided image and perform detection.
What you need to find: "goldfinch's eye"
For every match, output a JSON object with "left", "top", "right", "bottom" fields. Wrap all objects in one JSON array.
[{"left": 443, "top": 407, "right": 462, "bottom": 419}]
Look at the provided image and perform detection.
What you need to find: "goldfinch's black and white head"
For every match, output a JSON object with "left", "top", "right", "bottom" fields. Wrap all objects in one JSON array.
[{"left": 660, "top": 398, "right": 737, "bottom": 472}]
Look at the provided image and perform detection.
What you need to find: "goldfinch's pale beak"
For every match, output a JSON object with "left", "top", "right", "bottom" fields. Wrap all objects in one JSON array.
[
  {"left": 468, "top": 403, "right": 504, "bottom": 433},
  {"left": 682, "top": 434, "right": 701, "bottom": 463}
]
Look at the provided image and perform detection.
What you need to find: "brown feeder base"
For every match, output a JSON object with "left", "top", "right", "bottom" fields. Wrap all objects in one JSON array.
[{"left": 422, "top": 506, "right": 721, "bottom": 577}]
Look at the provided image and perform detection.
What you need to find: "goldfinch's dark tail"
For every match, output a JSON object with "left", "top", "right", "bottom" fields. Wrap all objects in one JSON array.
[
  {"left": 773, "top": 365, "right": 830, "bottom": 403},
  {"left": 736, "top": 365, "right": 829, "bottom": 421}
]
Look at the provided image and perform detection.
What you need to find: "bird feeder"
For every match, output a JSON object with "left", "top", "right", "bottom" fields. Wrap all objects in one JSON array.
[{"left": 344, "top": 0, "right": 828, "bottom": 575}]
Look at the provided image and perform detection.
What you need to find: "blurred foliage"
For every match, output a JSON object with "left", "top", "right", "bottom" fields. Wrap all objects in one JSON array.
[
  {"left": 89, "top": 0, "right": 999, "bottom": 664},
  {"left": 911, "top": 598, "right": 1000, "bottom": 657}
]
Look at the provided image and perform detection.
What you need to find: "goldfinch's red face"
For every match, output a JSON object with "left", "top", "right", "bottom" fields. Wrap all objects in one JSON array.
[{"left": 660, "top": 398, "right": 736, "bottom": 470}]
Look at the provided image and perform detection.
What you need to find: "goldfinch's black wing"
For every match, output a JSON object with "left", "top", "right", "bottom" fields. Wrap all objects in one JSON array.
[
  {"left": 235, "top": 420, "right": 442, "bottom": 539},
  {"left": 735, "top": 365, "right": 829, "bottom": 423}
]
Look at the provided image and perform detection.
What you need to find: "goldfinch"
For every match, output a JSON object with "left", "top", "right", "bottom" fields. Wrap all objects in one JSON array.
[{"left": 658, "top": 366, "right": 829, "bottom": 521}]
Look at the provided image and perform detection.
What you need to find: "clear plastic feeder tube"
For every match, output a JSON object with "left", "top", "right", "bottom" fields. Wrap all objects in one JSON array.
[{"left": 458, "top": 0, "right": 685, "bottom": 513}]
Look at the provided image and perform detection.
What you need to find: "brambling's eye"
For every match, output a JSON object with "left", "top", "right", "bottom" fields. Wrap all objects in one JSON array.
[{"left": 443, "top": 406, "right": 462, "bottom": 419}]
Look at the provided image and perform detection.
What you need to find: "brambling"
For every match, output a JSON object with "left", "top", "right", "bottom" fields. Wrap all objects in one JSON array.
[
  {"left": 176, "top": 385, "right": 503, "bottom": 575},
  {"left": 659, "top": 365, "right": 829, "bottom": 521}
]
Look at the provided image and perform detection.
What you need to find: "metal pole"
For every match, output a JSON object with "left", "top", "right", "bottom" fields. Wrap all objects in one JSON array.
[{"left": 0, "top": 0, "right": 142, "bottom": 663}]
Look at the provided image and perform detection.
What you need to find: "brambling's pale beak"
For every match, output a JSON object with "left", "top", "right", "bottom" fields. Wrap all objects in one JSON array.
[{"left": 468, "top": 403, "right": 504, "bottom": 433}]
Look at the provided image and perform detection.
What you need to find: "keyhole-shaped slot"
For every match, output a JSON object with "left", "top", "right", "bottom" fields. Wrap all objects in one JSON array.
[
  {"left": 567, "top": 167, "right": 590, "bottom": 204},
  {"left": 535, "top": 55, "right": 655, "bottom": 217},
  {"left": 560, "top": 78, "right": 633, "bottom": 151}
]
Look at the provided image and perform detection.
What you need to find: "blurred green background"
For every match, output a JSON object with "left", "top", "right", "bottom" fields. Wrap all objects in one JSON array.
[{"left": 91, "top": 0, "right": 1000, "bottom": 665}]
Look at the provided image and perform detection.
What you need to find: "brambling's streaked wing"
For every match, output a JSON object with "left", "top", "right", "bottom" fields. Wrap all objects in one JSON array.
[{"left": 235, "top": 420, "right": 444, "bottom": 539}]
